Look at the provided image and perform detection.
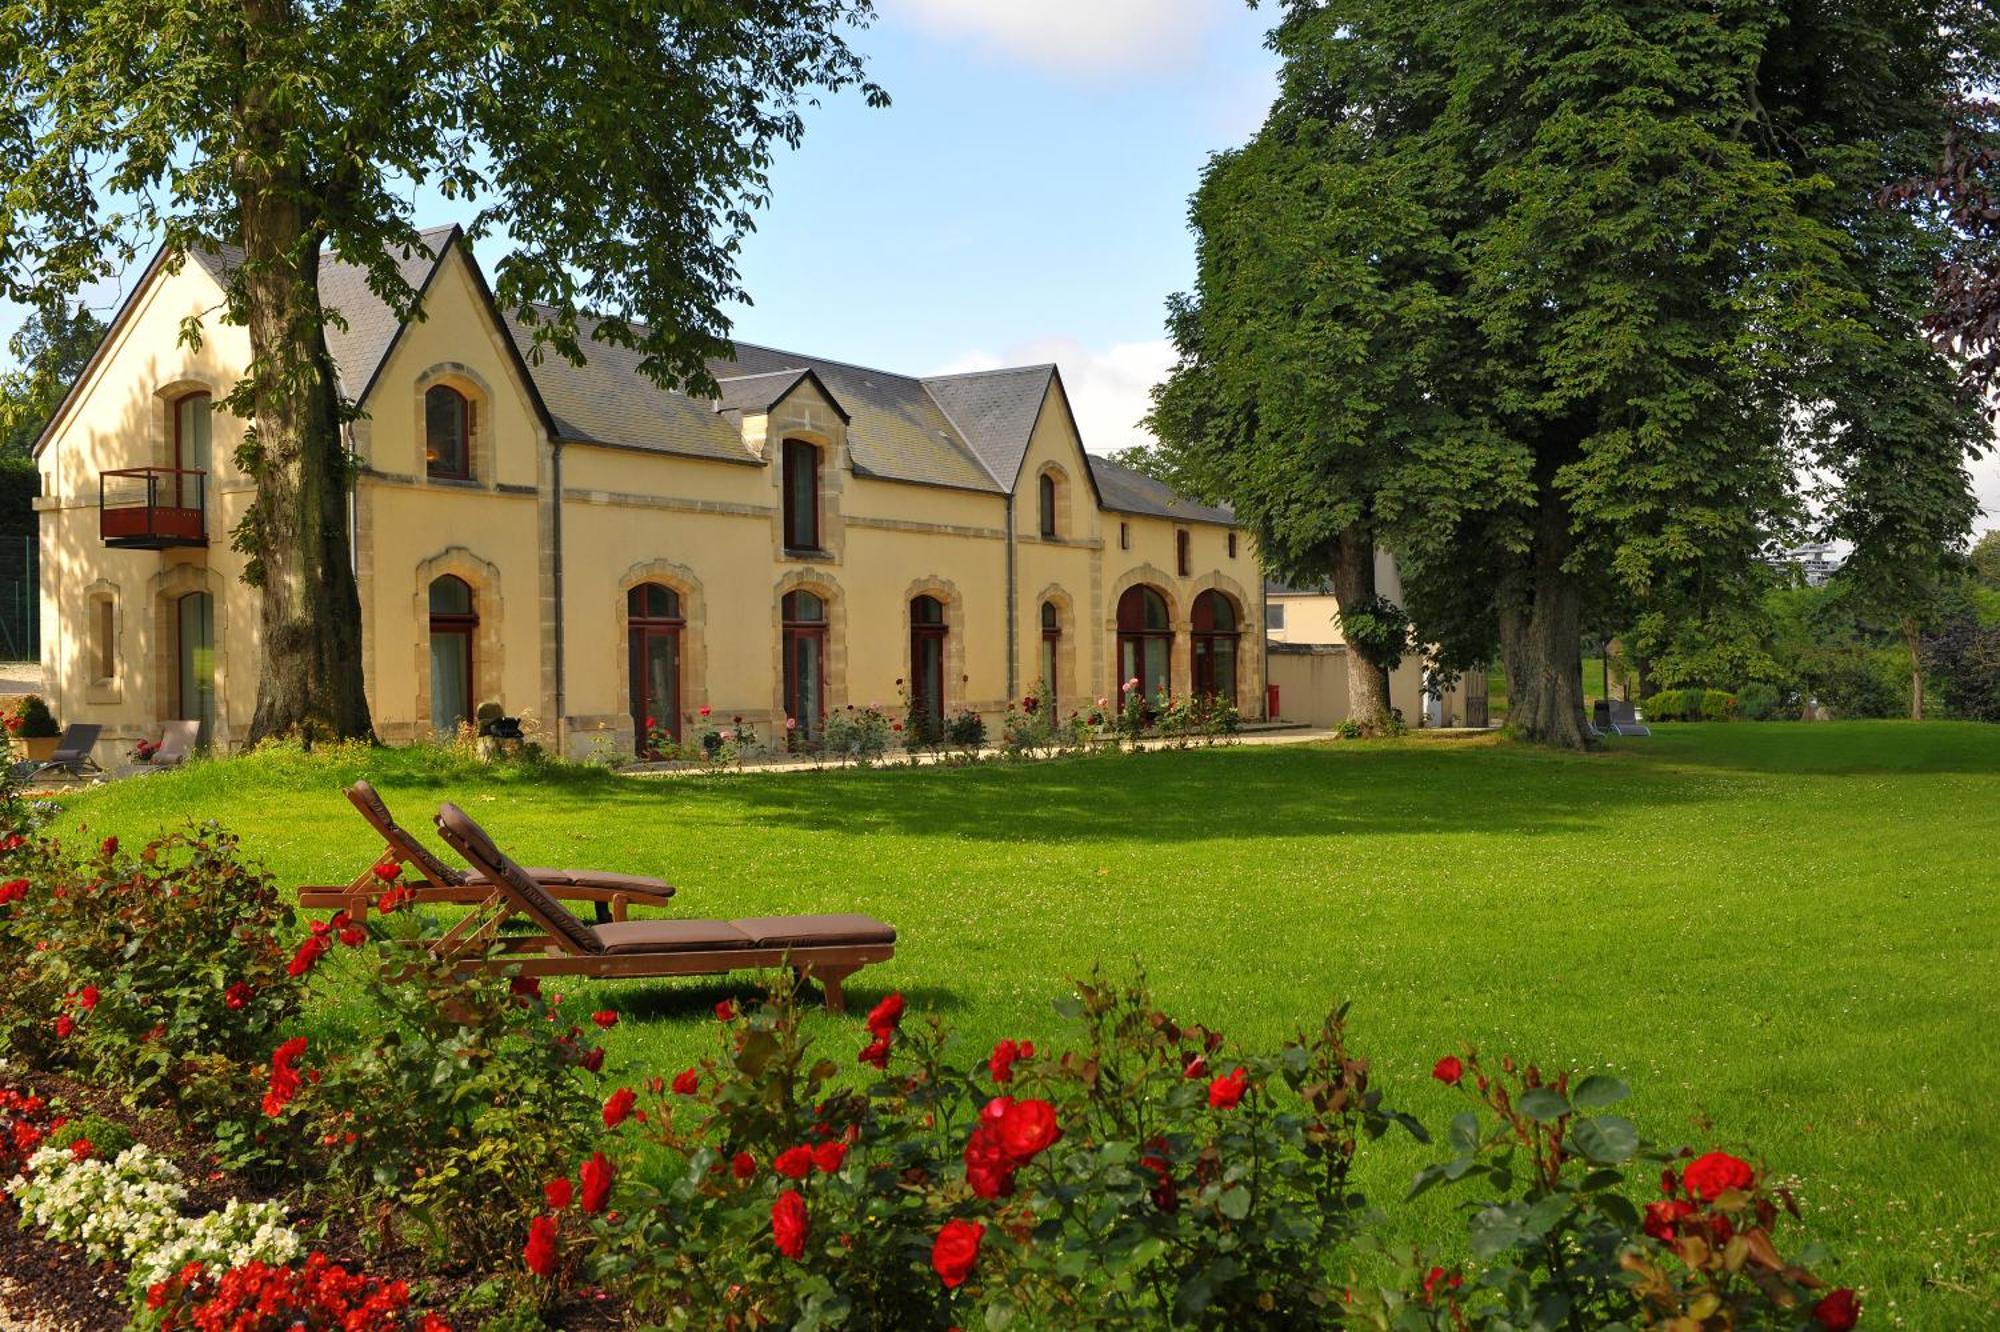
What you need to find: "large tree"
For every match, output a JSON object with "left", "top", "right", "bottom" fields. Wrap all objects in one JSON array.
[
  {"left": 1, "top": 1, "right": 883, "bottom": 742},
  {"left": 1153, "top": 0, "right": 1993, "bottom": 747},
  {"left": 1, "top": 305, "right": 106, "bottom": 457}
]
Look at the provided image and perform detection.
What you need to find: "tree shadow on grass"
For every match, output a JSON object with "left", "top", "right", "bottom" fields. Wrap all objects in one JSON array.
[
  {"left": 1629, "top": 721, "right": 2000, "bottom": 776},
  {"left": 592, "top": 973, "right": 966, "bottom": 1023}
]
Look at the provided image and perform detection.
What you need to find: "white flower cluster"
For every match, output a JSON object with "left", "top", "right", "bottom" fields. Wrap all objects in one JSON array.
[{"left": 7, "top": 1143, "right": 300, "bottom": 1296}]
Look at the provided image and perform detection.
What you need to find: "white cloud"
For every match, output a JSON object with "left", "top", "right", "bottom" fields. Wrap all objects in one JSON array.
[
  {"left": 937, "top": 335, "right": 1175, "bottom": 454},
  {"left": 887, "top": 0, "right": 1222, "bottom": 76}
]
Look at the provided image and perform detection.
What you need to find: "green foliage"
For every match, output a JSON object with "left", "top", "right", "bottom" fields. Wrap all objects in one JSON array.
[
  {"left": 44, "top": 1112, "right": 136, "bottom": 1161},
  {"left": 944, "top": 709, "right": 986, "bottom": 752},
  {"left": 1973, "top": 529, "right": 2000, "bottom": 590},
  {"left": 1921, "top": 616, "right": 2000, "bottom": 721},
  {"left": 1733, "top": 683, "right": 1787, "bottom": 721},
  {"left": 0, "top": 305, "right": 105, "bottom": 456},
  {"left": 9, "top": 694, "right": 60, "bottom": 739}
]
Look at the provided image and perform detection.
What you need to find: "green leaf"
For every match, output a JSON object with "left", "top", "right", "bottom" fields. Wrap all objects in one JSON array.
[
  {"left": 1217, "top": 1186, "right": 1251, "bottom": 1220},
  {"left": 1569, "top": 1115, "right": 1640, "bottom": 1165},
  {"left": 1571, "top": 1075, "right": 1630, "bottom": 1109},
  {"left": 1518, "top": 1087, "right": 1571, "bottom": 1122}
]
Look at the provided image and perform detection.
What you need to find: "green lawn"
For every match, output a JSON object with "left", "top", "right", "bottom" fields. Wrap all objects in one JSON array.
[{"left": 49, "top": 723, "right": 2000, "bottom": 1326}]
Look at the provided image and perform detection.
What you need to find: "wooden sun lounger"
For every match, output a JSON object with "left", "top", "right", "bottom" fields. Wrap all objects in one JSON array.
[
  {"left": 296, "top": 781, "right": 676, "bottom": 922},
  {"left": 431, "top": 802, "right": 896, "bottom": 1013}
]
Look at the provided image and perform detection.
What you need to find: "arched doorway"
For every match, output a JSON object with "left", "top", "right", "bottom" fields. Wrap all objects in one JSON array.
[
  {"left": 627, "top": 582, "right": 683, "bottom": 754},
  {"left": 428, "top": 575, "right": 477, "bottom": 734},
  {"left": 1191, "top": 590, "right": 1241, "bottom": 704},
  {"left": 782, "top": 590, "right": 828, "bottom": 740},
  {"left": 909, "top": 594, "right": 947, "bottom": 741},
  {"left": 1117, "top": 585, "right": 1173, "bottom": 703},
  {"left": 175, "top": 591, "right": 215, "bottom": 741}
]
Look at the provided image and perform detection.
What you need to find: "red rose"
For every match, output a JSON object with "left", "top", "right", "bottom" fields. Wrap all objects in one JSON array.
[
  {"left": 1811, "top": 1288, "right": 1860, "bottom": 1331},
  {"left": 1432, "top": 1056, "right": 1464, "bottom": 1086},
  {"left": 858, "top": 1034, "right": 892, "bottom": 1068},
  {"left": 812, "top": 1140, "right": 849, "bottom": 1175},
  {"left": 1420, "top": 1266, "right": 1463, "bottom": 1303},
  {"left": 337, "top": 921, "right": 367, "bottom": 947},
  {"left": 67, "top": 1137, "right": 93, "bottom": 1161},
  {"left": 523, "top": 1214, "right": 559, "bottom": 1278},
  {"left": 771, "top": 1189, "right": 809, "bottom": 1260},
  {"left": 580, "top": 1047, "right": 605, "bottom": 1074},
  {"left": 592, "top": 1010, "right": 619, "bottom": 1029},
  {"left": 714, "top": 1000, "right": 736, "bottom": 1022},
  {"left": 773, "top": 1145, "right": 814, "bottom": 1180},
  {"left": 671, "top": 1067, "right": 699, "bottom": 1096},
  {"left": 263, "top": 1036, "right": 308, "bottom": 1117},
  {"left": 865, "top": 992, "right": 905, "bottom": 1036},
  {"left": 53, "top": 1014, "right": 74, "bottom": 1039},
  {"left": 1642, "top": 1199, "right": 1695, "bottom": 1242},
  {"left": 1207, "top": 1067, "right": 1249, "bottom": 1110},
  {"left": 0, "top": 878, "right": 27, "bottom": 906},
  {"left": 1681, "top": 1151, "right": 1755, "bottom": 1202},
  {"left": 732, "top": 1151, "right": 756, "bottom": 1180},
  {"left": 371, "top": 861, "right": 399, "bottom": 883},
  {"left": 286, "top": 935, "right": 326, "bottom": 977},
  {"left": 579, "top": 1151, "right": 615, "bottom": 1214},
  {"left": 223, "top": 982, "right": 252, "bottom": 1011},
  {"left": 1182, "top": 1054, "right": 1207, "bottom": 1080},
  {"left": 510, "top": 975, "right": 542, "bottom": 1000},
  {"left": 988, "top": 1038, "right": 1027, "bottom": 1084},
  {"left": 994, "top": 1098, "right": 1061, "bottom": 1161},
  {"left": 78, "top": 985, "right": 100, "bottom": 1011},
  {"left": 544, "top": 1178, "right": 573, "bottom": 1210},
  {"left": 602, "top": 1088, "right": 636, "bottom": 1128},
  {"left": 931, "top": 1218, "right": 985, "bottom": 1289},
  {"left": 100, "top": 837, "right": 118, "bottom": 858}
]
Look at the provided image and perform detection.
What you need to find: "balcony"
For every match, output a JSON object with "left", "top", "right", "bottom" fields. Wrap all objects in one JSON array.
[{"left": 99, "top": 468, "right": 208, "bottom": 549}]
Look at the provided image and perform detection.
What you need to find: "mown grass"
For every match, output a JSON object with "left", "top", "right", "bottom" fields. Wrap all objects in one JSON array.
[{"left": 47, "top": 722, "right": 2000, "bottom": 1327}]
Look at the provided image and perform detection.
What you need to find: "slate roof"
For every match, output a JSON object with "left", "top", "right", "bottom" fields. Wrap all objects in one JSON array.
[
  {"left": 81, "top": 229, "right": 1233, "bottom": 527},
  {"left": 1087, "top": 454, "right": 1235, "bottom": 526}
]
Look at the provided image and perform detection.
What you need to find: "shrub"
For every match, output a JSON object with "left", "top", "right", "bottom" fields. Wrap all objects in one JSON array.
[
  {"left": 277, "top": 911, "right": 604, "bottom": 1273},
  {"left": 137, "top": 1252, "right": 449, "bottom": 1331},
  {"left": 1923, "top": 615, "right": 2000, "bottom": 721},
  {"left": 1643, "top": 689, "right": 1693, "bottom": 721},
  {"left": 945, "top": 707, "right": 987, "bottom": 751},
  {"left": 1701, "top": 688, "right": 1739, "bottom": 720},
  {"left": 824, "top": 704, "right": 895, "bottom": 764},
  {"left": 8, "top": 826, "right": 304, "bottom": 1153},
  {"left": 46, "top": 1111, "right": 136, "bottom": 1161},
  {"left": 7, "top": 694, "right": 61, "bottom": 740},
  {"left": 9, "top": 1141, "right": 192, "bottom": 1266},
  {"left": 0, "top": 1081, "right": 56, "bottom": 1178},
  {"left": 1733, "top": 682, "right": 1784, "bottom": 721}
]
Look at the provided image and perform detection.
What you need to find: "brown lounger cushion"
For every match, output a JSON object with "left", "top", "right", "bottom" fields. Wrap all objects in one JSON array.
[
  {"left": 467, "top": 868, "right": 674, "bottom": 896},
  {"left": 350, "top": 782, "right": 470, "bottom": 886},
  {"left": 729, "top": 914, "right": 898, "bottom": 948},
  {"left": 435, "top": 803, "right": 605, "bottom": 957},
  {"left": 592, "top": 920, "right": 756, "bottom": 954}
]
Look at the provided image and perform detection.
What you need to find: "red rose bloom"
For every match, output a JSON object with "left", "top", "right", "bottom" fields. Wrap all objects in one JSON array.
[
  {"left": 1182, "top": 1054, "right": 1207, "bottom": 1080},
  {"left": 931, "top": 1218, "right": 985, "bottom": 1289},
  {"left": 263, "top": 1036, "right": 308, "bottom": 1117},
  {"left": 988, "top": 1038, "right": 1034, "bottom": 1084},
  {"left": 592, "top": 1010, "right": 619, "bottom": 1029},
  {"left": 100, "top": 837, "right": 118, "bottom": 858},
  {"left": 287, "top": 935, "right": 327, "bottom": 978},
  {"left": 77, "top": 985, "right": 100, "bottom": 1011},
  {"left": 812, "top": 1140, "right": 849, "bottom": 1175},
  {"left": 53, "top": 1014, "right": 74, "bottom": 1039},
  {"left": 544, "top": 1178, "right": 573, "bottom": 1210},
  {"left": 994, "top": 1098, "right": 1061, "bottom": 1161},
  {"left": 865, "top": 992, "right": 905, "bottom": 1036},
  {"left": 1811, "top": 1289, "right": 1860, "bottom": 1331},
  {"left": 732, "top": 1151, "right": 756, "bottom": 1180},
  {"left": 1681, "top": 1151, "right": 1755, "bottom": 1202},
  {"left": 1432, "top": 1056, "right": 1464, "bottom": 1086},
  {"left": 771, "top": 1189, "right": 809, "bottom": 1260},
  {"left": 0, "top": 878, "right": 28, "bottom": 906},
  {"left": 371, "top": 861, "right": 400, "bottom": 883},
  {"left": 714, "top": 1000, "right": 736, "bottom": 1022},
  {"left": 671, "top": 1067, "right": 700, "bottom": 1096},
  {"left": 510, "top": 975, "right": 542, "bottom": 1000},
  {"left": 1642, "top": 1199, "right": 1696, "bottom": 1242},
  {"left": 223, "top": 981, "right": 252, "bottom": 1010},
  {"left": 858, "top": 1034, "right": 892, "bottom": 1068},
  {"left": 523, "top": 1214, "right": 559, "bottom": 1278},
  {"left": 579, "top": 1151, "right": 615, "bottom": 1214},
  {"left": 1207, "top": 1067, "right": 1249, "bottom": 1110},
  {"left": 580, "top": 1047, "right": 605, "bottom": 1074},
  {"left": 602, "top": 1088, "right": 636, "bottom": 1128},
  {"left": 773, "top": 1145, "right": 814, "bottom": 1180}
]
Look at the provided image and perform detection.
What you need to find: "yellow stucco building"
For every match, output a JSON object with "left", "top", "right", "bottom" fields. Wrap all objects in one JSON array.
[{"left": 33, "top": 227, "right": 1265, "bottom": 762}]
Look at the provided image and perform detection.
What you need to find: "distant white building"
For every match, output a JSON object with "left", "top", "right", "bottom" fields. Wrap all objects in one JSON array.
[{"left": 1768, "top": 542, "right": 1842, "bottom": 587}]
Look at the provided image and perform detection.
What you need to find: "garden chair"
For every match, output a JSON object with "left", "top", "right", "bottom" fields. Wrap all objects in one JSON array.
[
  {"left": 296, "top": 781, "right": 677, "bottom": 923},
  {"left": 430, "top": 801, "right": 896, "bottom": 1014},
  {"left": 132, "top": 720, "right": 203, "bottom": 773},
  {"left": 11, "top": 724, "right": 104, "bottom": 782},
  {"left": 1605, "top": 698, "right": 1651, "bottom": 737}
]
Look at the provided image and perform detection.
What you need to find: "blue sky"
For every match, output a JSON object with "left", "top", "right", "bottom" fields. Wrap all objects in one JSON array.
[{"left": 4, "top": 0, "right": 1995, "bottom": 520}]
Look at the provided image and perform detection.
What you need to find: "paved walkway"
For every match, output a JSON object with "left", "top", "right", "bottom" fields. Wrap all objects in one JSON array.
[{"left": 0, "top": 663, "right": 42, "bottom": 697}]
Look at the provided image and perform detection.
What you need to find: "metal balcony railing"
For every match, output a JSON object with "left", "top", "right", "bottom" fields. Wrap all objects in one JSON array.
[{"left": 99, "top": 468, "right": 208, "bottom": 549}]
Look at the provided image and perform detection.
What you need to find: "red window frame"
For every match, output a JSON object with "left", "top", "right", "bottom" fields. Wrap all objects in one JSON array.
[
  {"left": 781, "top": 590, "right": 828, "bottom": 738},
  {"left": 1191, "top": 590, "right": 1241, "bottom": 701},
  {"left": 627, "top": 583, "right": 685, "bottom": 753}
]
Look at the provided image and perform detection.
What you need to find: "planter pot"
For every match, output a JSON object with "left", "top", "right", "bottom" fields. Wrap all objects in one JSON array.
[{"left": 15, "top": 736, "right": 58, "bottom": 763}]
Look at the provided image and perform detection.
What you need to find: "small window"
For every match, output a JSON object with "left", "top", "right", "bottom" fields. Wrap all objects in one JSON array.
[
  {"left": 783, "top": 440, "right": 821, "bottom": 552},
  {"left": 1265, "top": 603, "right": 1286, "bottom": 631},
  {"left": 1227, "top": 532, "right": 1238, "bottom": 559},
  {"left": 1038, "top": 473, "right": 1057, "bottom": 538},
  {"left": 92, "top": 598, "right": 116, "bottom": 681},
  {"left": 1176, "top": 529, "right": 1192, "bottom": 577},
  {"left": 426, "top": 386, "right": 471, "bottom": 480},
  {"left": 1119, "top": 521, "right": 1130, "bottom": 551}
]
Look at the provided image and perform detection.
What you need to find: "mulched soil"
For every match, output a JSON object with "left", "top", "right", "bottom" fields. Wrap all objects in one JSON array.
[{"left": 0, "top": 1069, "right": 626, "bottom": 1330}]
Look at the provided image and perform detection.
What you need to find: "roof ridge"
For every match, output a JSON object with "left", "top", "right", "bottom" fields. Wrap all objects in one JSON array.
[{"left": 920, "top": 363, "right": 1058, "bottom": 384}]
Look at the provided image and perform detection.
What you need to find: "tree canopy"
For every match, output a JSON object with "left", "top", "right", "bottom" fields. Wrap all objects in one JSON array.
[
  {"left": 1, "top": 0, "right": 883, "bottom": 740},
  {"left": 0, "top": 305, "right": 106, "bottom": 457},
  {"left": 1150, "top": 0, "right": 1995, "bottom": 746}
]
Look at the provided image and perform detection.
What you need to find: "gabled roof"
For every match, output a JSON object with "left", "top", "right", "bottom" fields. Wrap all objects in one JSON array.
[
  {"left": 1088, "top": 454, "right": 1235, "bottom": 526},
  {"left": 920, "top": 365, "right": 1055, "bottom": 487},
  {"left": 712, "top": 368, "right": 850, "bottom": 422}
]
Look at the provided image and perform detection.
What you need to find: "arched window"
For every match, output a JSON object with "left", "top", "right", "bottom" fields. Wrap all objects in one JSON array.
[
  {"left": 1039, "top": 600, "right": 1060, "bottom": 706},
  {"left": 627, "top": 583, "right": 684, "bottom": 754},
  {"left": 176, "top": 591, "right": 215, "bottom": 740},
  {"left": 1191, "top": 590, "right": 1240, "bottom": 704},
  {"left": 909, "top": 594, "right": 947, "bottom": 741},
  {"left": 1038, "top": 473, "right": 1057, "bottom": 538},
  {"left": 173, "top": 391, "right": 212, "bottom": 510},
  {"left": 782, "top": 440, "right": 821, "bottom": 551},
  {"left": 425, "top": 385, "right": 471, "bottom": 480},
  {"left": 428, "top": 575, "right": 477, "bottom": 732},
  {"left": 782, "top": 590, "right": 828, "bottom": 740},
  {"left": 1117, "top": 585, "right": 1173, "bottom": 703}
]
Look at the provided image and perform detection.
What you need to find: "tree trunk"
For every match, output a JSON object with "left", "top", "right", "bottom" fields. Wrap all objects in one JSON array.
[
  {"left": 1331, "top": 526, "right": 1394, "bottom": 733},
  {"left": 233, "top": 14, "right": 375, "bottom": 745},
  {"left": 1902, "top": 616, "right": 1924, "bottom": 721},
  {"left": 1497, "top": 496, "right": 1590, "bottom": 749}
]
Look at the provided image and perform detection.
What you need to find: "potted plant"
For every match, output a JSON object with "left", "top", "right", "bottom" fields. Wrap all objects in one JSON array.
[{"left": 7, "top": 696, "right": 61, "bottom": 762}]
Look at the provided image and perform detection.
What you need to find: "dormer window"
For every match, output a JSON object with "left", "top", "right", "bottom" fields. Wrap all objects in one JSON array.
[
  {"left": 426, "top": 385, "right": 471, "bottom": 480},
  {"left": 782, "top": 439, "right": 821, "bottom": 552}
]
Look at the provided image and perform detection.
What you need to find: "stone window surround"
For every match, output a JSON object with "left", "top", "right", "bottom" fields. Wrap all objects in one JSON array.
[
  {"left": 612, "top": 558, "right": 709, "bottom": 753},
  {"left": 1031, "top": 583, "right": 1078, "bottom": 715},
  {"left": 83, "top": 579, "right": 122, "bottom": 705},
  {"left": 901, "top": 575, "right": 968, "bottom": 721},
  {"left": 412, "top": 546, "right": 505, "bottom": 738},
  {"left": 147, "top": 563, "right": 230, "bottom": 749},
  {"left": 771, "top": 569, "right": 847, "bottom": 729},
  {"left": 413, "top": 363, "right": 497, "bottom": 487}
]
